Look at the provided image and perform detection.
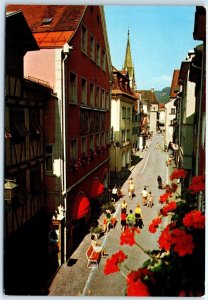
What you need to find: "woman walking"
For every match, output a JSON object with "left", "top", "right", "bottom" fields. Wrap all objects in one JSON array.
[
  {"left": 128, "top": 178, "right": 135, "bottom": 200},
  {"left": 134, "top": 203, "right": 144, "bottom": 228}
]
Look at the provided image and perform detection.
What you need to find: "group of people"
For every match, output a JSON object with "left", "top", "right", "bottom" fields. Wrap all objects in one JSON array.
[
  {"left": 140, "top": 187, "right": 154, "bottom": 207},
  {"left": 120, "top": 201, "right": 144, "bottom": 231},
  {"left": 90, "top": 176, "right": 162, "bottom": 259}
]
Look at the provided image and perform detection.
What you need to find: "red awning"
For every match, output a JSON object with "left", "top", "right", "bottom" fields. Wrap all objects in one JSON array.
[
  {"left": 90, "top": 178, "right": 104, "bottom": 199},
  {"left": 72, "top": 194, "right": 90, "bottom": 220}
]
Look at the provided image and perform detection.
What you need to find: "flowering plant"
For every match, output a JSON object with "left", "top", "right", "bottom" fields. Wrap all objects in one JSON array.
[{"left": 103, "top": 170, "right": 205, "bottom": 296}]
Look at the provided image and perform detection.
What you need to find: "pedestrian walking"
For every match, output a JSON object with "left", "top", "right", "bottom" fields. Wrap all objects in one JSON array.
[
  {"left": 120, "top": 211, "right": 127, "bottom": 232},
  {"left": 141, "top": 187, "right": 148, "bottom": 205},
  {"left": 134, "top": 203, "right": 144, "bottom": 228},
  {"left": 126, "top": 209, "right": 136, "bottom": 228},
  {"left": 111, "top": 185, "right": 118, "bottom": 203},
  {"left": 121, "top": 199, "right": 127, "bottom": 213},
  {"left": 128, "top": 178, "right": 135, "bottom": 200},
  {"left": 157, "top": 175, "right": 163, "bottom": 189},
  {"left": 147, "top": 191, "right": 154, "bottom": 208}
]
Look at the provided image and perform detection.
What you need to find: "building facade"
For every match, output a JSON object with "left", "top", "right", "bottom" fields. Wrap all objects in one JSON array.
[
  {"left": 5, "top": 10, "right": 57, "bottom": 294},
  {"left": 110, "top": 67, "right": 137, "bottom": 185},
  {"left": 7, "top": 5, "right": 112, "bottom": 259}
]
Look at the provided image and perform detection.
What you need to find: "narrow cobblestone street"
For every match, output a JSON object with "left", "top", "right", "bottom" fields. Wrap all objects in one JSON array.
[{"left": 48, "top": 134, "right": 170, "bottom": 296}]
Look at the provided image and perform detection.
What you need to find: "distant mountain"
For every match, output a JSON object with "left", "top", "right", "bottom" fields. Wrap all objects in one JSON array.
[{"left": 155, "top": 87, "right": 170, "bottom": 103}]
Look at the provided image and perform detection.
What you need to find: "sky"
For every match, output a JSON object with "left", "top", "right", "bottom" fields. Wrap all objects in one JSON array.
[{"left": 104, "top": 5, "right": 200, "bottom": 90}]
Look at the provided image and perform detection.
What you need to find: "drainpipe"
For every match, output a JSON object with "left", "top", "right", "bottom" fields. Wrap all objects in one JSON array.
[{"left": 61, "top": 43, "right": 73, "bottom": 261}]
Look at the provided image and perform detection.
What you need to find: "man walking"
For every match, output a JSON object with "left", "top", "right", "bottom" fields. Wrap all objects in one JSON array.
[{"left": 141, "top": 187, "right": 148, "bottom": 206}]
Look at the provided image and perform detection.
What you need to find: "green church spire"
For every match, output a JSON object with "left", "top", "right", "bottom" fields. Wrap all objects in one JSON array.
[{"left": 123, "top": 29, "right": 136, "bottom": 91}]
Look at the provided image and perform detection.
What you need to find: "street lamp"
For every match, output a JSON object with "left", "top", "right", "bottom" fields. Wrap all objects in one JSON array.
[{"left": 4, "top": 179, "right": 18, "bottom": 204}]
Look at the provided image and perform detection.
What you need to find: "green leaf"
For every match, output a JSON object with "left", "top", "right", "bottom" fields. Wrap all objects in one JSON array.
[{"left": 143, "top": 259, "right": 151, "bottom": 268}]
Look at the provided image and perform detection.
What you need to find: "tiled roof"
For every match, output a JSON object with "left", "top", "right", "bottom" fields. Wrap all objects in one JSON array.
[
  {"left": 6, "top": 5, "right": 86, "bottom": 32},
  {"left": 170, "top": 70, "right": 180, "bottom": 98},
  {"left": 6, "top": 5, "right": 86, "bottom": 48},
  {"left": 138, "top": 90, "right": 158, "bottom": 104}
]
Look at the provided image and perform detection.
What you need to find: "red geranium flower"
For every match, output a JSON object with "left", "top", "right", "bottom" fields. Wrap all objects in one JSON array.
[
  {"left": 162, "top": 201, "right": 177, "bottom": 216},
  {"left": 159, "top": 192, "right": 172, "bottom": 204},
  {"left": 183, "top": 210, "right": 205, "bottom": 229},
  {"left": 170, "top": 169, "right": 187, "bottom": 181},
  {"left": 127, "top": 268, "right": 152, "bottom": 285},
  {"left": 148, "top": 217, "right": 162, "bottom": 233},
  {"left": 188, "top": 176, "right": 205, "bottom": 194},
  {"left": 171, "top": 228, "right": 195, "bottom": 256},
  {"left": 104, "top": 250, "right": 127, "bottom": 275},
  {"left": 158, "top": 225, "right": 173, "bottom": 251},
  {"left": 127, "top": 280, "right": 150, "bottom": 296},
  {"left": 120, "top": 228, "right": 140, "bottom": 246}
]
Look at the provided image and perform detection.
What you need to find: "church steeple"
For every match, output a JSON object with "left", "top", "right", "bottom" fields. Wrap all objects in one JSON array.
[
  {"left": 123, "top": 29, "right": 133, "bottom": 70},
  {"left": 123, "top": 29, "right": 136, "bottom": 91}
]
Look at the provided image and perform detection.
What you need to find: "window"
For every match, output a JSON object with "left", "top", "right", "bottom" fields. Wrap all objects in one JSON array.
[
  {"left": 106, "top": 131, "right": 109, "bottom": 144},
  {"left": 29, "top": 110, "right": 42, "bottom": 140},
  {"left": 90, "top": 83, "right": 95, "bottom": 106},
  {"left": 101, "top": 132, "right": 105, "bottom": 146},
  {"left": 90, "top": 34, "right": 95, "bottom": 61},
  {"left": 81, "top": 136, "right": 87, "bottom": 154},
  {"left": 96, "top": 43, "right": 101, "bottom": 66},
  {"left": 106, "top": 92, "right": 110, "bottom": 110},
  {"left": 90, "top": 135, "right": 94, "bottom": 150},
  {"left": 127, "top": 108, "right": 131, "bottom": 119},
  {"left": 96, "top": 86, "right": 100, "bottom": 107},
  {"left": 10, "top": 108, "right": 29, "bottom": 143},
  {"left": 122, "top": 107, "right": 126, "bottom": 119},
  {"left": 70, "top": 139, "right": 78, "bottom": 160},
  {"left": 127, "top": 129, "right": 130, "bottom": 141},
  {"left": 69, "top": 72, "right": 77, "bottom": 102},
  {"left": 170, "top": 108, "right": 176, "bottom": 115},
  {"left": 102, "top": 50, "right": 106, "bottom": 71},
  {"left": 81, "top": 78, "right": 87, "bottom": 104},
  {"left": 45, "top": 145, "right": 53, "bottom": 172},
  {"left": 81, "top": 25, "right": 87, "bottom": 54},
  {"left": 101, "top": 89, "right": 105, "bottom": 109},
  {"left": 121, "top": 130, "right": 125, "bottom": 142},
  {"left": 96, "top": 133, "right": 100, "bottom": 147}
]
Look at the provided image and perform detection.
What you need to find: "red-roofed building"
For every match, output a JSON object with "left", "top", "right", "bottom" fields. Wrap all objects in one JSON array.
[{"left": 7, "top": 5, "right": 112, "bottom": 259}]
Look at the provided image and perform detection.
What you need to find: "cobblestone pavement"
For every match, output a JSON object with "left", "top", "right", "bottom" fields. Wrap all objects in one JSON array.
[{"left": 48, "top": 134, "right": 170, "bottom": 296}]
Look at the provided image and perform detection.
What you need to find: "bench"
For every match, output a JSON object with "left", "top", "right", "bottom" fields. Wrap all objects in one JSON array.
[{"left": 86, "top": 245, "right": 101, "bottom": 268}]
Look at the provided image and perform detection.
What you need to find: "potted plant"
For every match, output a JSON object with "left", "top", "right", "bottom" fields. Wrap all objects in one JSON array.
[
  {"left": 89, "top": 225, "right": 103, "bottom": 239},
  {"left": 101, "top": 201, "right": 115, "bottom": 213}
]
